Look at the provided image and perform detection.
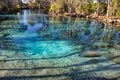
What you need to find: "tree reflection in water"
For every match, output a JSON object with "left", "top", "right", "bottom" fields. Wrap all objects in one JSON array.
[{"left": 0, "top": 10, "right": 120, "bottom": 58}]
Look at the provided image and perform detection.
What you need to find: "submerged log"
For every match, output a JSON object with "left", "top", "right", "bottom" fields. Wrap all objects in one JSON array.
[{"left": 83, "top": 51, "right": 102, "bottom": 57}]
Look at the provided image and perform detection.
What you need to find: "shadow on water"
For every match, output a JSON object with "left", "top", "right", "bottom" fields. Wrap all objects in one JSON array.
[
  {"left": 1, "top": 11, "right": 120, "bottom": 53},
  {"left": 0, "top": 59, "right": 119, "bottom": 80},
  {"left": 0, "top": 10, "right": 120, "bottom": 80},
  {"left": 0, "top": 50, "right": 82, "bottom": 62},
  {"left": 0, "top": 75, "right": 112, "bottom": 80},
  {"left": 0, "top": 59, "right": 107, "bottom": 71}
]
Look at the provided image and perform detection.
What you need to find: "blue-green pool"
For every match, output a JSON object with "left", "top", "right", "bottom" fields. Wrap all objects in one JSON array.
[
  {"left": 0, "top": 10, "right": 120, "bottom": 58},
  {"left": 0, "top": 10, "right": 120, "bottom": 80}
]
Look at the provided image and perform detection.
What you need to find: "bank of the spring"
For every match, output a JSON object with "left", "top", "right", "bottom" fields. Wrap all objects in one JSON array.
[{"left": 50, "top": 12, "right": 120, "bottom": 27}]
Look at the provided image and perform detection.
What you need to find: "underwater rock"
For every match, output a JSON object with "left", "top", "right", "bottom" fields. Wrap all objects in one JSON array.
[
  {"left": 114, "top": 45, "right": 120, "bottom": 50},
  {"left": 93, "top": 42, "right": 109, "bottom": 48},
  {"left": 83, "top": 51, "right": 101, "bottom": 57}
]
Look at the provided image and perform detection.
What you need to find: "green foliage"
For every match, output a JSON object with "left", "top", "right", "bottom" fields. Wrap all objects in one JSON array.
[
  {"left": 49, "top": 0, "right": 66, "bottom": 14},
  {"left": 91, "top": 3, "right": 97, "bottom": 12},
  {"left": 116, "top": 11, "right": 120, "bottom": 17},
  {"left": 99, "top": 2, "right": 107, "bottom": 15},
  {"left": 0, "top": 0, "right": 22, "bottom": 12},
  {"left": 0, "top": 0, "right": 120, "bottom": 18},
  {"left": 83, "top": 2, "right": 92, "bottom": 14},
  {"left": 0, "top": 1, "right": 7, "bottom": 11}
]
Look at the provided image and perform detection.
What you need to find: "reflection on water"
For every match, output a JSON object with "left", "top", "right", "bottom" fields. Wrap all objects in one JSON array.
[
  {"left": 1, "top": 10, "right": 120, "bottom": 80},
  {"left": 0, "top": 10, "right": 120, "bottom": 58},
  {"left": 17, "top": 10, "right": 45, "bottom": 36}
]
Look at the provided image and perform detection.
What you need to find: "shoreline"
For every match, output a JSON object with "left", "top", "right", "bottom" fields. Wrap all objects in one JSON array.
[
  {"left": 52, "top": 12, "right": 120, "bottom": 27},
  {"left": 1, "top": 9, "right": 120, "bottom": 27},
  {"left": 86, "top": 14, "right": 120, "bottom": 27}
]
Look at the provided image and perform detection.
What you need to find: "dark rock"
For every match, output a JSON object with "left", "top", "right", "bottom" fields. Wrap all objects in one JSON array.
[
  {"left": 64, "top": 13, "right": 86, "bottom": 18},
  {"left": 0, "top": 16, "right": 4, "bottom": 21},
  {"left": 64, "top": 13, "right": 72, "bottom": 16},
  {"left": 77, "top": 14, "right": 86, "bottom": 18}
]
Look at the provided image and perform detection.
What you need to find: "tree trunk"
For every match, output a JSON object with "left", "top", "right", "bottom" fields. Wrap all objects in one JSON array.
[
  {"left": 107, "top": 0, "right": 111, "bottom": 17},
  {"left": 97, "top": 0, "right": 100, "bottom": 16}
]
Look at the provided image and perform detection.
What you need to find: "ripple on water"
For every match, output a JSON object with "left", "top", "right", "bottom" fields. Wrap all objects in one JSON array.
[{"left": 0, "top": 10, "right": 120, "bottom": 80}]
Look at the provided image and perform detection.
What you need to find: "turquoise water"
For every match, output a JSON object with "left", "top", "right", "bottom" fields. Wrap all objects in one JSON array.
[
  {"left": 0, "top": 10, "right": 120, "bottom": 80},
  {"left": 0, "top": 10, "right": 120, "bottom": 59}
]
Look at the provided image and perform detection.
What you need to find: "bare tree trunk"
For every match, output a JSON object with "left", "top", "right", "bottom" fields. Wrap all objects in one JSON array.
[
  {"left": 68, "top": 0, "right": 72, "bottom": 13},
  {"left": 107, "top": 0, "right": 111, "bottom": 17},
  {"left": 97, "top": 0, "right": 100, "bottom": 16},
  {"left": 80, "top": 0, "right": 83, "bottom": 13}
]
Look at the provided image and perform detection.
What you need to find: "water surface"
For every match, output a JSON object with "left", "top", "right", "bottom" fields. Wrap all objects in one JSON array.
[{"left": 0, "top": 10, "right": 120, "bottom": 80}]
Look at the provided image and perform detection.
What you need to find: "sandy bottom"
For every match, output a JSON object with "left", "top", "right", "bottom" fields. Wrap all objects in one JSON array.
[{"left": 0, "top": 49, "right": 120, "bottom": 80}]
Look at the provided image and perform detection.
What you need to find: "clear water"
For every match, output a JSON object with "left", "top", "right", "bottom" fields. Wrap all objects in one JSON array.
[
  {"left": 0, "top": 10, "right": 120, "bottom": 59},
  {"left": 0, "top": 10, "right": 120, "bottom": 79}
]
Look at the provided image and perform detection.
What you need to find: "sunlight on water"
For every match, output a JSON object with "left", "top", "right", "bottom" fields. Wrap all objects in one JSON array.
[
  {"left": 0, "top": 10, "right": 120, "bottom": 59},
  {"left": 12, "top": 9, "right": 82, "bottom": 57},
  {"left": 18, "top": 41, "right": 80, "bottom": 58},
  {"left": 0, "top": 10, "right": 120, "bottom": 78}
]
